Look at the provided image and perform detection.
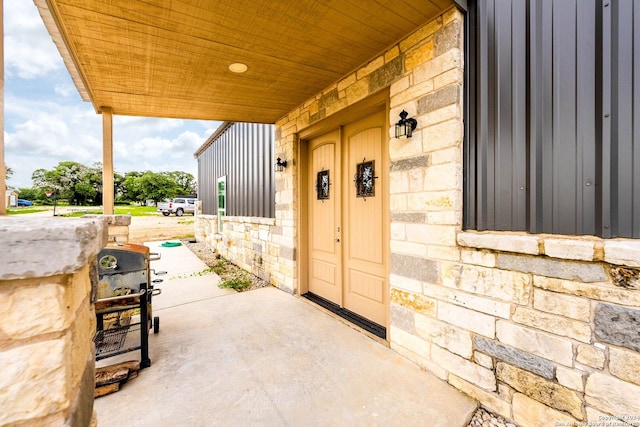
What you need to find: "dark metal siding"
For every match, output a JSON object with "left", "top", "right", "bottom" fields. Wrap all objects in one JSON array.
[
  {"left": 465, "top": 0, "right": 640, "bottom": 238},
  {"left": 609, "top": 0, "right": 640, "bottom": 238},
  {"left": 196, "top": 122, "right": 275, "bottom": 218}
]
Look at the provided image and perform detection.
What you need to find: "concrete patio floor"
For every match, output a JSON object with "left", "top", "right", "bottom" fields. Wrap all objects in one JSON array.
[{"left": 94, "top": 241, "right": 476, "bottom": 426}]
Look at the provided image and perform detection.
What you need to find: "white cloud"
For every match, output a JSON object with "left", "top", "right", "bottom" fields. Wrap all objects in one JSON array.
[
  {"left": 5, "top": 91, "right": 213, "bottom": 188},
  {"left": 54, "top": 84, "right": 73, "bottom": 98},
  {"left": 5, "top": 2, "right": 63, "bottom": 79},
  {"left": 4, "top": 103, "right": 103, "bottom": 189},
  {"left": 3, "top": 2, "right": 220, "bottom": 191},
  {"left": 113, "top": 130, "right": 206, "bottom": 178}
]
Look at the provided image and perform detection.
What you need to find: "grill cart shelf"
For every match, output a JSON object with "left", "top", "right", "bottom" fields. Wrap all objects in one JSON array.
[
  {"left": 95, "top": 323, "right": 140, "bottom": 356},
  {"left": 94, "top": 243, "right": 163, "bottom": 369}
]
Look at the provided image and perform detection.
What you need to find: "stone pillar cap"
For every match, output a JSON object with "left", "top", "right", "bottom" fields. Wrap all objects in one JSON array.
[{"left": 0, "top": 217, "right": 108, "bottom": 280}]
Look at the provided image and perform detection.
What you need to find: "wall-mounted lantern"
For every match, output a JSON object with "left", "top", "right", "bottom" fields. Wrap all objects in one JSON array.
[
  {"left": 275, "top": 157, "right": 288, "bottom": 172},
  {"left": 394, "top": 110, "right": 418, "bottom": 139}
]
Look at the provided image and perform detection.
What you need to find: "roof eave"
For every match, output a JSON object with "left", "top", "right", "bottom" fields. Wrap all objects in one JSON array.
[
  {"left": 34, "top": 0, "right": 93, "bottom": 106},
  {"left": 193, "top": 122, "right": 234, "bottom": 158}
]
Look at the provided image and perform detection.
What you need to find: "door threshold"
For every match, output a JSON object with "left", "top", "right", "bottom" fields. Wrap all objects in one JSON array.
[{"left": 302, "top": 292, "right": 386, "bottom": 340}]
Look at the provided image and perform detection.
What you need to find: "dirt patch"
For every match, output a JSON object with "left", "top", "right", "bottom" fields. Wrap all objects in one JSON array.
[{"left": 128, "top": 214, "right": 195, "bottom": 244}]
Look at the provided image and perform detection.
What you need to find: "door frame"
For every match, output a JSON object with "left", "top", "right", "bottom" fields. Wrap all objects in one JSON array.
[{"left": 297, "top": 89, "right": 390, "bottom": 338}]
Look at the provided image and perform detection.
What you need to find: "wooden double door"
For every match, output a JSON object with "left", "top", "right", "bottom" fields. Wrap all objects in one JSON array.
[{"left": 307, "top": 110, "right": 388, "bottom": 327}]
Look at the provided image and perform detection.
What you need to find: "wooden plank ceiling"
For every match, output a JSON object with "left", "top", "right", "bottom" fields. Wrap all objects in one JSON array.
[{"left": 37, "top": 0, "right": 454, "bottom": 123}]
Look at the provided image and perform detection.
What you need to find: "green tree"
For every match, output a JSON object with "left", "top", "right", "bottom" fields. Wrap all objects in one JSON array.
[
  {"left": 120, "top": 171, "right": 183, "bottom": 203},
  {"left": 17, "top": 187, "right": 43, "bottom": 202},
  {"left": 31, "top": 163, "right": 191, "bottom": 205},
  {"left": 114, "top": 172, "right": 125, "bottom": 201},
  {"left": 136, "top": 171, "right": 180, "bottom": 202},
  {"left": 32, "top": 167, "right": 63, "bottom": 201},
  {"left": 165, "top": 171, "right": 196, "bottom": 195},
  {"left": 74, "top": 181, "right": 97, "bottom": 205},
  {"left": 32, "top": 161, "right": 98, "bottom": 205},
  {"left": 121, "top": 171, "right": 143, "bottom": 202},
  {"left": 31, "top": 168, "right": 46, "bottom": 187},
  {"left": 86, "top": 162, "right": 104, "bottom": 205}
]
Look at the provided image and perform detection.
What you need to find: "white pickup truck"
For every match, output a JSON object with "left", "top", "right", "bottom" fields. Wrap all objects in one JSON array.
[{"left": 156, "top": 197, "right": 197, "bottom": 217}]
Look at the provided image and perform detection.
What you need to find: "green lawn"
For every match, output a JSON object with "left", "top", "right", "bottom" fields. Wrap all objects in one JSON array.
[
  {"left": 6, "top": 206, "right": 50, "bottom": 215},
  {"left": 114, "top": 205, "right": 158, "bottom": 216},
  {"left": 7, "top": 204, "right": 159, "bottom": 216}
]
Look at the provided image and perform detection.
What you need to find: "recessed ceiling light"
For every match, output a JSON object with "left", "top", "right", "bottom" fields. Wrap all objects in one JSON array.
[{"left": 229, "top": 62, "right": 248, "bottom": 73}]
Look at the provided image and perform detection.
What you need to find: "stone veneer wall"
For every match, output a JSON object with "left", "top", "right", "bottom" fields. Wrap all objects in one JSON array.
[
  {"left": 425, "top": 232, "right": 640, "bottom": 426},
  {"left": 272, "top": 6, "right": 640, "bottom": 427},
  {"left": 85, "top": 214, "right": 130, "bottom": 243},
  {"left": 195, "top": 211, "right": 290, "bottom": 291},
  {"left": 0, "top": 217, "right": 107, "bottom": 427}
]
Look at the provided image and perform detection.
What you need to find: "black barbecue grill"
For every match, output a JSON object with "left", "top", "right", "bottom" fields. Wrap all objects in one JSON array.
[{"left": 94, "top": 243, "right": 163, "bottom": 368}]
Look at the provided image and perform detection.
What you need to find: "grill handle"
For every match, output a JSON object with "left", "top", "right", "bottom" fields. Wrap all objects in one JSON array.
[
  {"left": 96, "top": 289, "right": 146, "bottom": 304},
  {"left": 149, "top": 252, "right": 161, "bottom": 261}
]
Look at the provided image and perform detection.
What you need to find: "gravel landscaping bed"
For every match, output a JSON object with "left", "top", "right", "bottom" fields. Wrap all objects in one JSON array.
[
  {"left": 182, "top": 239, "right": 270, "bottom": 291},
  {"left": 467, "top": 407, "right": 517, "bottom": 427}
]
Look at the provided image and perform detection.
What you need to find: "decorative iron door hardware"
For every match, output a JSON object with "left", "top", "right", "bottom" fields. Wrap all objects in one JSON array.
[
  {"left": 316, "top": 169, "right": 330, "bottom": 200},
  {"left": 354, "top": 158, "right": 377, "bottom": 200}
]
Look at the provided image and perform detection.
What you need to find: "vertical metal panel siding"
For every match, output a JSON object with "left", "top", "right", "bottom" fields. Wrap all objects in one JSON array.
[
  {"left": 466, "top": 0, "right": 640, "bottom": 238},
  {"left": 473, "top": 0, "right": 529, "bottom": 231},
  {"left": 610, "top": 0, "right": 640, "bottom": 237},
  {"left": 196, "top": 123, "right": 275, "bottom": 218}
]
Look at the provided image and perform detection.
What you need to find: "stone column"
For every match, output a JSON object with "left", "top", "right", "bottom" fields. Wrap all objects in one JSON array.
[{"left": 0, "top": 217, "right": 107, "bottom": 426}]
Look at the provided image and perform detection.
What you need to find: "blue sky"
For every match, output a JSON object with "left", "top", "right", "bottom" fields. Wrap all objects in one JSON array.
[{"left": 4, "top": 1, "right": 222, "bottom": 189}]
